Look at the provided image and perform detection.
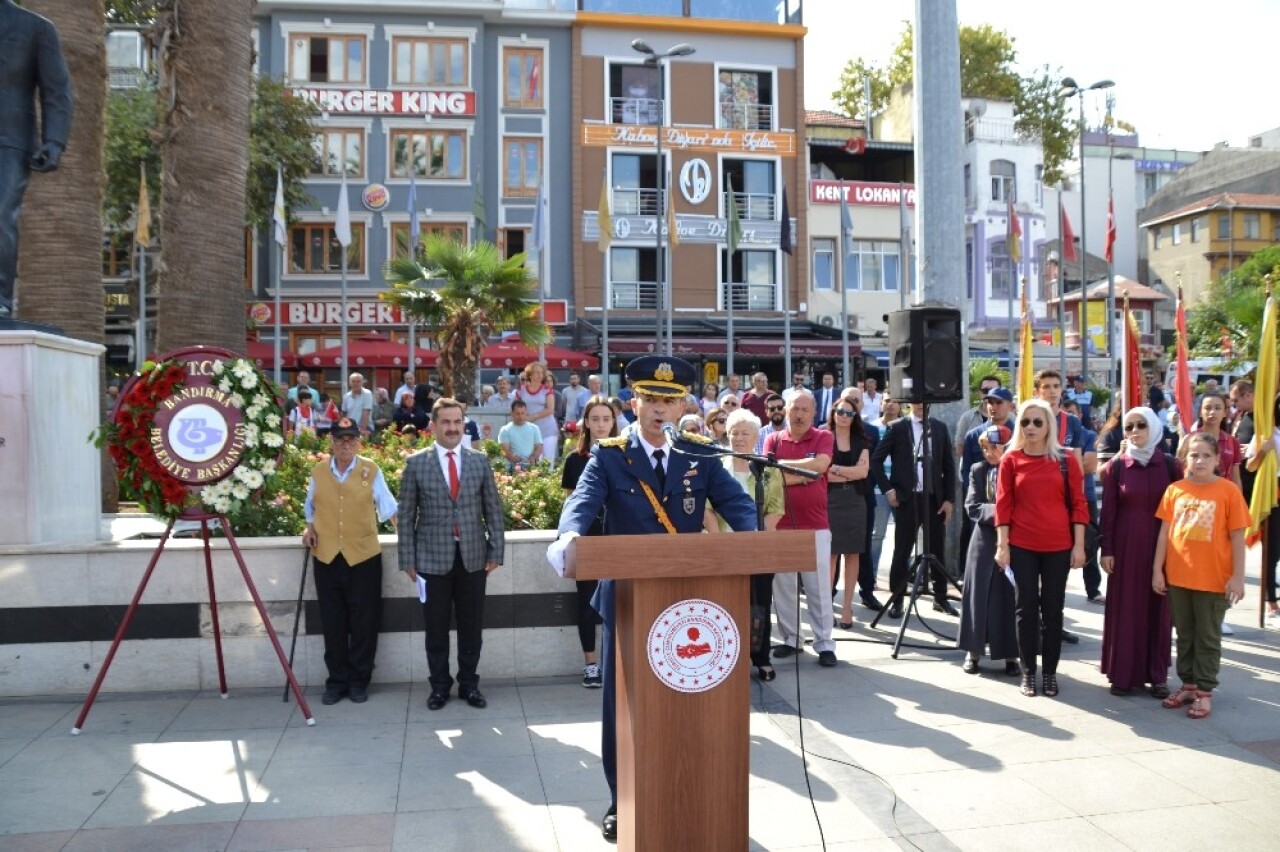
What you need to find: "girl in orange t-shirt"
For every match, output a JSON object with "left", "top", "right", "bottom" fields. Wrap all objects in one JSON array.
[{"left": 1152, "top": 432, "right": 1249, "bottom": 720}]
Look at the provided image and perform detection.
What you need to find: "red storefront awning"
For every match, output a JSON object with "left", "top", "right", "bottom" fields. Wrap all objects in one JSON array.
[
  {"left": 481, "top": 341, "right": 599, "bottom": 370},
  {"left": 244, "top": 339, "right": 297, "bottom": 369},
  {"left": 302, "top": 332, "right": 440, "bottom": 369},
  {"left": 609, "top": 337, "right": 860, "bottom": 359}
]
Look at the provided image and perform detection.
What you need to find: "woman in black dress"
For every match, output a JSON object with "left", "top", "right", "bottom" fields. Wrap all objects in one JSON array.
[
  {"left": 958, "top": 424, "right": 1020, "bottom": 675},
  {"left": 827, "top": 392, "right": 871, "bottom": 629},
  {"left": 560, "top": 395, "right": 617, "bottom": 688}
]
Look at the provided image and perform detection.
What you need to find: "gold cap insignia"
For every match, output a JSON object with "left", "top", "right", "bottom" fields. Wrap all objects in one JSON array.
[{"left": 655, "top": 362, "right": 675, "bottom": 382}]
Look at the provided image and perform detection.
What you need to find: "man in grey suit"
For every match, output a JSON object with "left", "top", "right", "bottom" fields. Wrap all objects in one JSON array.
[
  {"left": 0, "top": 0, "right": 72, "bottom": 315},
  {"left": 399, "top": 397, "right": 505, "bottom": 710}
]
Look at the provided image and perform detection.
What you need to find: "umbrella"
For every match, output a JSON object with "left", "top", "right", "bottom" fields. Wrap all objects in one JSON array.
[
  {"left": 481, "top": 340, "right": 599, "bottom": 370},
  {"left": 245, "top": 339, "right": 297, "bottom": 370},
  {"left": 302, "top": 331, "right": 439, "bottom": 369}
]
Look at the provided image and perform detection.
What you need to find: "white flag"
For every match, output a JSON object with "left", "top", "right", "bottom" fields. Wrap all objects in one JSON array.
[
  {"left": 272, "top": 165, "right": 287, "bottom": 248},
  {"left": 335, "top": 170, "right": 352, "bottom": 248}
]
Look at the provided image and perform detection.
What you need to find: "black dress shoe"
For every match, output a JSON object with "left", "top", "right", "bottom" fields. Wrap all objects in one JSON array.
[
  {"left": 933, "top": 599, "right": 960, "bottom": 617},
  {"left": 887, "top": 603, "right": 903, "bottom": 619},
  {"left": 321, "top": 685, "right": 347, "bottom": 705},
  {"left": 427, "top": 689, "right": 449, "bottom": 710},
  {"left": 349, "top": 683, "right": 368, "bottom": 703},
  {"left": 861, "top": 593, "right": 885, "bottom": 611},
  {"left": 1061, "top": 629, "right": 1081, "bottom": 645},
  {"left": 602, "top": 804, "right": 618, "bottom": 840},
  {"left": 962, "top": 656, "right": 980, "bottom": 674},
  {"left": 772, "top": 644, "right": 798, "bottom": 659},
  {"left": 461, "top": 688, "right": 487, "bottom": 709}
]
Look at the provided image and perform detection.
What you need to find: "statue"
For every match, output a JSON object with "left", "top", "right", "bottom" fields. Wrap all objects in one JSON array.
[{"left": 0, "top": 0, "right": 73, "bottom": 317}]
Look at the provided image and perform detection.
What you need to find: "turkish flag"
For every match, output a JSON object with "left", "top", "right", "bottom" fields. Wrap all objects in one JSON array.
[
  {"left": 1104, "top": 195, "right": 1117, "bottom": 264},
  {"left": 1060, "top": 200, "right": 1078, "bottom": 263}
]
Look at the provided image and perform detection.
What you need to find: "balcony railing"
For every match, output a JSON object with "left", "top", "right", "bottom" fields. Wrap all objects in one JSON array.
[
  {"left": 609, "top": 96, "right": 663, "bottom": 126},
  {"left": 579, "top": 0, "right": 800, "bottom": 24},
  {"left": 725, "top": 191, "right": 775, "bottom": 221},
  {"left": 611, "top": 281, "right": 659, "bottom": 311},
  {"left": 965, "top": 116, "right": 1018, "bottom": 143},
  {"left": 612, "top": 187, "right": 666, "bottom": 217},
  {"left": 722, "top": 282, "right": 776, "bottom": 312},
  {"left": 718, "top": 102, "right": 774, "bottom": 131}
]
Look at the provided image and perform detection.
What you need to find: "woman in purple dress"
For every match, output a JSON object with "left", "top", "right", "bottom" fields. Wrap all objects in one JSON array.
[{"left": 1100, "top": 406, "right": 1181, "bottom": 697}]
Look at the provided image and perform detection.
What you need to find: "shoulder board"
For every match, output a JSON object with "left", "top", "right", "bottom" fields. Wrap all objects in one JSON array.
[{"left": 598, "top": 436, "right": 628, "bottom": 448}]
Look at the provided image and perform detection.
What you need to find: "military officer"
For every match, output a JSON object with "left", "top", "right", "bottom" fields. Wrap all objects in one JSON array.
[{"left": 549, "top": 355, "right": 758, "bottom": 841}]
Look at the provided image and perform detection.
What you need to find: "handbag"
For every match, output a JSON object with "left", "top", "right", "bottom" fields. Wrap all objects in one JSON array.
[{"left": 1059, "top": 457, "right": 1100, "bottom": 554}]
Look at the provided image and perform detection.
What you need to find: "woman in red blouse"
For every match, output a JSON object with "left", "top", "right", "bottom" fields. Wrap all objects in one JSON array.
[{"left": 995, "top": 399, "right": 1089, "bottom": 698}]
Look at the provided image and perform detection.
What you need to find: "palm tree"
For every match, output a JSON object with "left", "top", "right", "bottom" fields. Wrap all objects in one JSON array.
[
  {"left": 152, "top": 0, "right": 251, "bottom": 352},
  {"left": 382, "top": 236, "right": 550, "bottom": 402}
]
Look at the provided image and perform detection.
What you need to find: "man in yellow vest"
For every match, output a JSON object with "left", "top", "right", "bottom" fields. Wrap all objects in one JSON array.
[{"left": 302, "top": 418, "right": 398, "bottom": 704}]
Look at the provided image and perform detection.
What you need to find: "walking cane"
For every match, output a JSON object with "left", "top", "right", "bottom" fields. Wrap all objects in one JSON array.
[{"left": 283, "top": 548, "right": 311, "bottom": 702}]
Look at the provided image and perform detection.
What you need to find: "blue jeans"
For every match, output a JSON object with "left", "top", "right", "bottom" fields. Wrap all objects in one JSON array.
[
  {"left": 0, "top": 146, "right": 31, "bottom": 308},
  {"left": 859, "top": 492, "right": 890, "bottom": 596}
]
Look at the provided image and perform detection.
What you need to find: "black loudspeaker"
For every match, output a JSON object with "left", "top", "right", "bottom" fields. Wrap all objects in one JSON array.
[{"left": 886, "top": 307, "right": 965, "bottom": 403}]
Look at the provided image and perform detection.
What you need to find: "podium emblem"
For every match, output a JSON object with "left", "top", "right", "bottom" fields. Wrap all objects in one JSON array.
[{"left": 647, "top": 598, "right": 738, "bottom": 693}]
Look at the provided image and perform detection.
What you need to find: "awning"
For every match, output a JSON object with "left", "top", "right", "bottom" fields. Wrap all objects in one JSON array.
[
  {"left": 245, "top": 339, "right": 297, "bottom": 369},
  {"left": 737, "top": 338, "right": 862, "bottom": 358},
  {"left": 607, "top": 337, "right": 861, "bottom": 359},
  {"left": 481, "top": 341, "right": 599, "bottom": 370},
  {"left": 302, "top": 332, "right": 439, "bottom": 369}
]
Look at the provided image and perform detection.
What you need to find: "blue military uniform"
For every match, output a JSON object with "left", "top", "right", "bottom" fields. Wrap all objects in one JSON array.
[{"left": 555, "top": 356, "right": 758, "bottom": 816}]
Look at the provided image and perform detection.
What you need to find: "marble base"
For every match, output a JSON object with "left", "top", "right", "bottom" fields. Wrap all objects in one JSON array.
[{"left": 0, "top": 330, "right": 105, "bottom": 545}]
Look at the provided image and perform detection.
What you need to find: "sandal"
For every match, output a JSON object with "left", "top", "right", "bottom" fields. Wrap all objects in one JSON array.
[
  {"left": 756, "top": 665, "right": 776, "bottom": 682},
  {"left": 1020, "top": 673, "right": 1037, "bottom": 697},
  {"left": 1188, "top": 690, "right": 1212, "bottom": 719},
  {"left": 839, "top": 621, "right": 854, "bottom": 631},
  {"left": 1042, "top": 673, "right": 1059, "bottom": 698},
  {"left": 1149, "top": 683, "right": 1171, "bottom": 700},
  {"left": 1162, "top": 683, "right": 1197, "bottom": 709}
]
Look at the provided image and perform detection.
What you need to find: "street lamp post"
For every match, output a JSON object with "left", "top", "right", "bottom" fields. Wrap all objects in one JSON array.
[
  {"left": 633, "top": 39, "right": 695, "bottom": 357},
  {"left": 1106, "top": 144, "right": 1134, "bottom": 398},
  {"left": 1060, "top": 77, "right": 1113, "bottom": 388}
]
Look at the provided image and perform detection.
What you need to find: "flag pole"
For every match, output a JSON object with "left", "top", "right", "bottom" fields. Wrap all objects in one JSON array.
[
  {"left": 407, "top": 169, "right": 420, "bottom": 376},
  {"left": 780, "top": 182, "right": 792, "bottom": 386},
  {"left": 336, "top": 170, "right": 351, "bottom": 385},
  {"left": 272, "top": 164, "right": 287, "bottom": 389},
  {"left": 839, "top": 180, "right": 851, "bottom": 385},
  {"left": 134, "top": 164, "right": 150, "bottom": 371},
  {"left": 597, "top": 169, "right": 613, "bottom": 392},
  {"left": 1057, "top": 198, "right": 1068, "bottom": 379},
  {"left": 726, "top": 176, "right": 739, "bottom": 381}
]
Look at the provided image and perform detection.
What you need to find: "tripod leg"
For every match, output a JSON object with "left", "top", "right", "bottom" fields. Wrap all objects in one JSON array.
[
  {"left": 891, "top": 555, "right": 931, "bottom": 658},
  {"left": 203, "top": 518, "right": 229, "bottom": 696},
  {"left": 283, "top": 550, "right": 310, "bottom": 702},
  {"left": 222, "top": 519, "right": 315, "bottom": 725},
  {"left": 72, "top": 518, "right": 177, "bottom": 734}
]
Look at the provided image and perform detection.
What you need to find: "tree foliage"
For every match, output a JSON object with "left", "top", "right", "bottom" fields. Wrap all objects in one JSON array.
[
  {"left": 831, "top": 21, "right": 1074, "bottom": 185},
  {"left": 1185, "top": 246, "right": 1280, "bottom": 362},
  {"left": 103, "top": 83, "right": 160, "bottom": 230},
  {"left": 381, "top": 236, "right": 551, "bottom": 403},
  {"left": 104, "top": 0, "right": 156, "bottom": 24}
]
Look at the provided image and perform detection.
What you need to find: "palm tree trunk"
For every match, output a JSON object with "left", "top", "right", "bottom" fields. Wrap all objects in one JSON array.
[
  {"left": 154, "top": 0, "right": 251, "bottom": 353},
  {"left": 16, "top": 1, "right": 115, "bottom": 512}
]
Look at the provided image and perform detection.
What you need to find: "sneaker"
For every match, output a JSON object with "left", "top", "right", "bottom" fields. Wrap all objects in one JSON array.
[
  {"left": 1221, "top": 620, "right": 1234, "bottom": 636},
  {"left": 582, "top": 664, "right": 602, "bottom": 688}
]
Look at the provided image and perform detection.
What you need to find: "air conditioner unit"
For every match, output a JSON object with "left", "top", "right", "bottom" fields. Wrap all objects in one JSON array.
[{"left": 817, "top": 314, "right": 860, "bottom": 330}]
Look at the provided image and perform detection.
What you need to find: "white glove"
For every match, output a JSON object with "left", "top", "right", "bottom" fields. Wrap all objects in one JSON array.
[{"left": 546, "top": 532, "right": 581, "bottom": 578}]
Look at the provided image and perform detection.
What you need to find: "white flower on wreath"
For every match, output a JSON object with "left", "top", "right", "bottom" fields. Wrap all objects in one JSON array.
[
  {"left": 262, "top": 432, "right": 284, "bottom": 449},
  {"left": 265, "top": 413, "right": 281, "bottom": 428},
  {"left": 212, "top": 360, "right": 225, "bottom": 376},
  {"left": 241, "top": 372, "right": 258, "bottom": 390},
  {"left": 231, "top": 484, "right": 250, "bottom": 501},
  {"left": 218, "top": 378, "right": 232, "bottom": 393}
]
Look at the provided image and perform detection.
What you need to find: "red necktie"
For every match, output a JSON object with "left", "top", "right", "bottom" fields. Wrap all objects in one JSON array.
[{"left": 448, "top": 450, "right": 461, "bottom": 538}]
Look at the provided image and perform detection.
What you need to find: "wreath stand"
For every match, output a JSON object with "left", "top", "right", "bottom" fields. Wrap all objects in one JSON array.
[{"left": 71, "top": 511, "right": 315, "bottom": 733}]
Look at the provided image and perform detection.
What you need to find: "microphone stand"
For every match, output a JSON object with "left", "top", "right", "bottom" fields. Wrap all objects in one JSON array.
[{"left": 664, "top": 434, "right": 819, "bottom": 530}]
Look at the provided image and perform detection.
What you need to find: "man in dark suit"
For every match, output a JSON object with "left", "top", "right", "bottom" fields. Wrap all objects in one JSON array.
[
  {"left": 813, "top": 372, "right": 838, "bottom": 425},
  {"left": 0, "top": 0, "right": 72, "bottom": 315},
  {"left": 871, "top": 405, "right": 956, "bottom": 618},
  {"left": 398, "top": 397, "right": 505, "bottom": 711},
  {"left": 550, "top": 355, "right": 757, "bottom": 841}
]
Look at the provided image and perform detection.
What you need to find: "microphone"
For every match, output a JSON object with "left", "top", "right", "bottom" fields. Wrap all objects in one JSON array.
[
  {"left": 663, "top": 422, "right": 713, "bottom": 446},
  {"left": 662, "top": 422, "right": 678, "bottom": 444}
]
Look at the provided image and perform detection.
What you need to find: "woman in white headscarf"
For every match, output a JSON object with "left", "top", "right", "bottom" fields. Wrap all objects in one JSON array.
[{"left": 1100, "top": 406, "right": 1181, "bottom": 698}]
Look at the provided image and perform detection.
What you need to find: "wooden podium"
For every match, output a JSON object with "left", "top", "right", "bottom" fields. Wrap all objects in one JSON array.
[{"left": 568, "top": 529, "right": 821, "bottom": 852}]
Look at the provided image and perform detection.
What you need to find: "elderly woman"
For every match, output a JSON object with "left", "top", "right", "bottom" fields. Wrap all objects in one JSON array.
[
  {"left": 392, "top": 390, "right": 430, "bottom": 435},
  {"left": 371, "top": 387, "right": 395, "bottom": 433},
  {"left": 1100, "top": 406, "right": 1181, "bottom": 697},
  {"left": 708, "top": 408, "right": 784, "bottom": 681},
  {"left": 678, "top": 413, "right": 705, "bottom": 436},
  {"left": 704, "top": 406, "right": 730, "bottom": 446},
  {"left": 958, "top": 424, "right": 1020, "bottom": 675},
  {"left": 995, "top": 399, "right": 1089, "bottom": 698}
]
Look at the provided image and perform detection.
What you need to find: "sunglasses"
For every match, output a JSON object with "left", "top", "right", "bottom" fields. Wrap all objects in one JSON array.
[
  {"left": 1124, "top": 422, "right": 1149, "bottom": 432},
  {"left": 833, "top": 409, "right": 856, "bottom": 417},
  {"left": 1019, "top": 418, "right": 1045, "bottom": 428},
  {"left": 767, "top": 405, "right": 785, "bottom": 412},
  {"left": 710, "top": 418, "right": 726, "bottom": 426},
  {"left": 722, "top": 400, "right": 739, "bottom": 406}
]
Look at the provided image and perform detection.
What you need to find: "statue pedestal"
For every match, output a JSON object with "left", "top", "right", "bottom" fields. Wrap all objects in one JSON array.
[{"left": 0, "top": 330, "right": 105, "bottom": 545}]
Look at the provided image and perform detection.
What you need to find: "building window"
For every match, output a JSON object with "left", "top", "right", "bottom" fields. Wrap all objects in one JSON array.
[
  {"left": 1172, "top": 223, "right": 1181, "bottom": 245},
  {"left": 608, "top": 62, "right": 660, "bottom": 125},
  {"left": 723, "top": 159, "right": 776, "bottom": 221},
  {"left": 390, "top": 129, "right": 467, "bottom": 179},
  {"left": 1274, "top": 218, "right": 1280, "bottom": 242},
  {"left": 610, "top": 247, "right": 662, "bottom": 310},
  {"left": 499, "top": 228, "right": 527, "bottom": 260},
  {"left": 1191, "top": 217, "right": 1202, "bottom": 243},
  {"left": 391, "top": 221, "right": 469, "bottom": 261},
  {"left": 990, "top": 239, "right": 1012, "bottom": 299},
  {"left": 1243, "top": 212, "right": 1261, "bottom": 239},
  {"left": 812, "top": 239, "right": 835, "bottom": 291},
  {"left": 1153, "top": 227, "right": 1163, "bottom": 249},
  {"left": 392, "top": 37, "right": 468, "bottom": 87},
  {"left": 504, "top": 47, "right": 543, "bottom": 109},
  {"left": 503, "top": 137, "right": 541, "bottom": 198},
  {"left": 966, "top": 240, "right": 974, "bottom": 299},
  {"left": 289, "top": 35, "right": 365, "bottom": 84},
  {"left": 611, "top": 152, "right": 662, "bottom": 216},
  {"left": 845, "top": 240, "right": 902, "bottom": 292},
  {"left": 990, "top": 159, "right": 1015, "bottom": 203},
  {"left": 1218, "top": 214, "right": 1231, "bottom": 239},
  {"left": 288, "top": 223, "right": 364, "bottom": 274},
  {"left": 722, "top": 249, "right": 776, "bottom": 311},
  {"left": 1034, "top": 165, "right": 1044, "bottom": 205},
  {"left": 717, "top": 68, "right": 773, "bottom": 130},
  {"left": 310, "top": 128, "right": 363, "bottom": 177},
  {"left": 103, "top": 231, "right": 131, "bottom": 278}
]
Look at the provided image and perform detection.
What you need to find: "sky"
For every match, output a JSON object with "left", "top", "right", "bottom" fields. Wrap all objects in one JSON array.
[{"left": 802, "top": 0, "right": 1279, "bottom": 152}]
